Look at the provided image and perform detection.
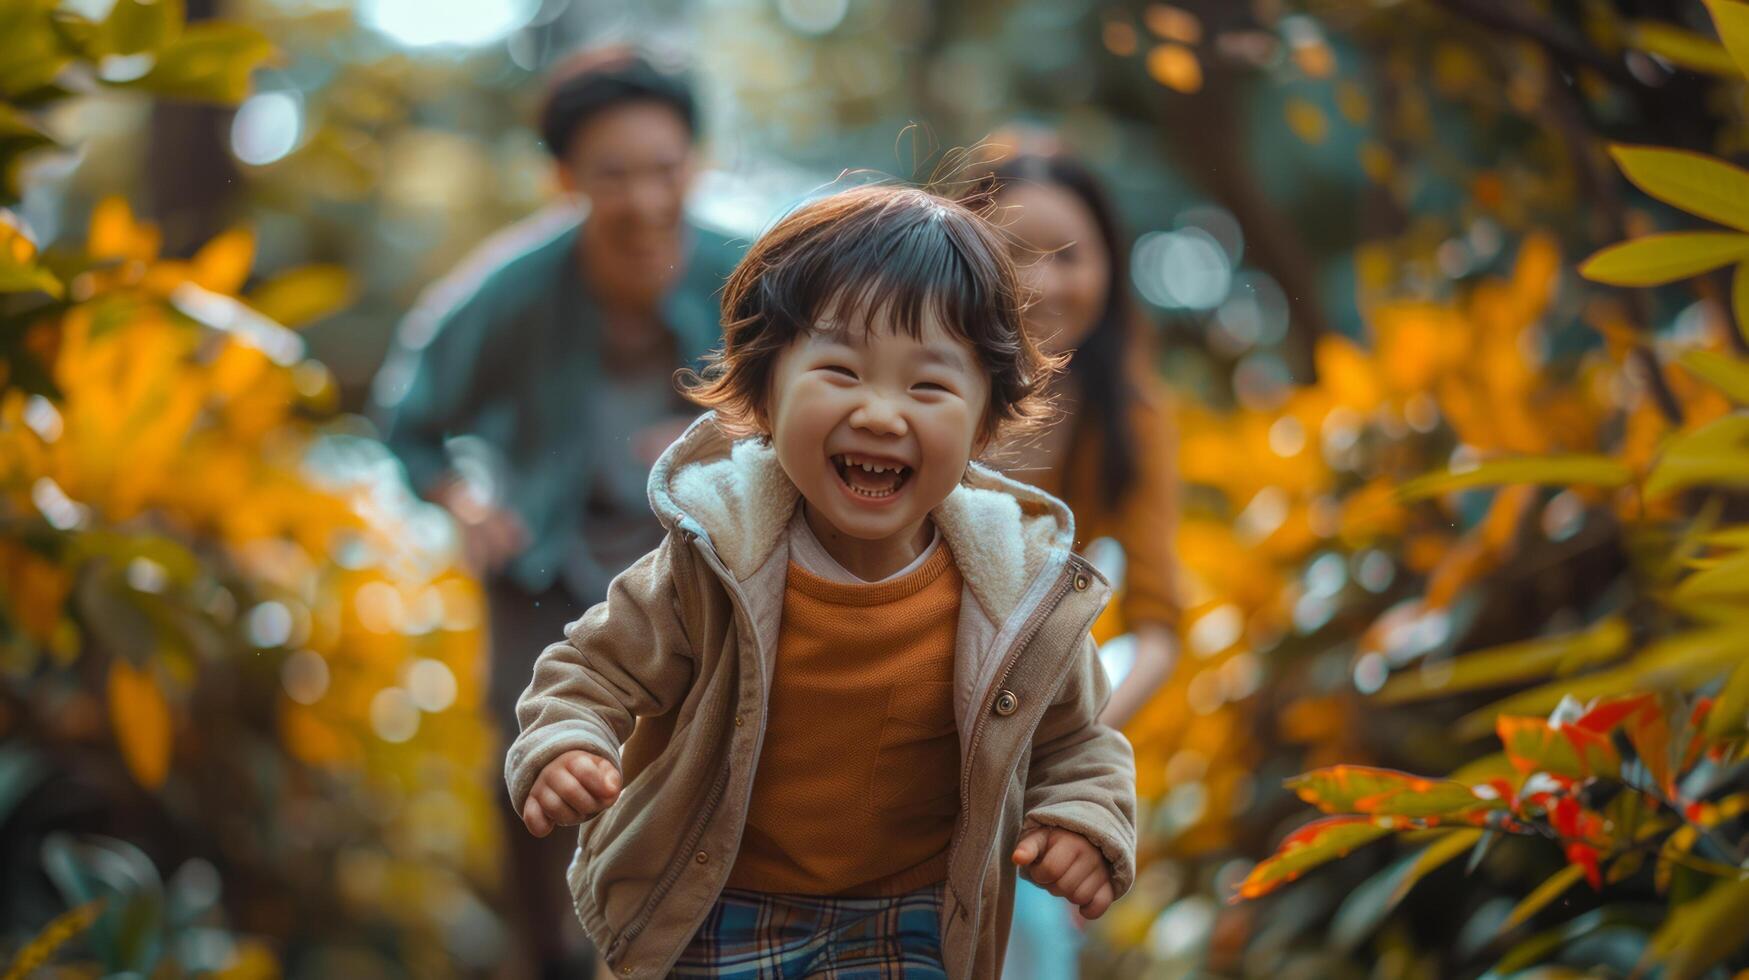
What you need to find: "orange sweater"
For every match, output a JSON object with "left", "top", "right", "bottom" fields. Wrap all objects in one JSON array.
[{"left": 725, "top": 543, "right": 962, "bottom": 896}]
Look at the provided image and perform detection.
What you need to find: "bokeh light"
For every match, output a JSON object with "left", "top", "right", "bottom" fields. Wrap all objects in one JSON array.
[{"left": 359, "top": 0, "right": 539, "bottom": 48}]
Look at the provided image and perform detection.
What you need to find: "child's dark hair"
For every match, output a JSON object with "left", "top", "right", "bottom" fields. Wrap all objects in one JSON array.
[
  {"left": 538, "top": 47, "right": 697, "bottom": 161},
  {"left": 969, "top": 150, "right": 1148, "bottom": 509},
  {"left": 684, "top": 184, "right": 1061, "bottom": 446}
]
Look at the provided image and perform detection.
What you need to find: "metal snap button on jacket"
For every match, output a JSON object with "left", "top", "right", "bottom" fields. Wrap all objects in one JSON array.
[
  {"left": 1073, "top": 573, "right": 1090, "bottom": 591},
  {"left": 994, "top": 690, "right": 1019, "bottom": 716}
]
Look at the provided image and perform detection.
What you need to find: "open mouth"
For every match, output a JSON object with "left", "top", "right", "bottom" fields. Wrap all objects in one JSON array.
[{"left": 831, "top": 453, "right": 914, "bottom": 500}]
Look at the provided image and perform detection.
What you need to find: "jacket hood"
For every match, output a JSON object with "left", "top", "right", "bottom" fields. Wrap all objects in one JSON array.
[{"left": 647, "top": 412, "right": 1080, "bottom": 625}]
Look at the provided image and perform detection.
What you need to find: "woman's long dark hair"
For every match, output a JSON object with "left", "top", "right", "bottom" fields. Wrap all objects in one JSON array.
[{"left": 979, "top": 152, "right": 1145, "bottom": 510}]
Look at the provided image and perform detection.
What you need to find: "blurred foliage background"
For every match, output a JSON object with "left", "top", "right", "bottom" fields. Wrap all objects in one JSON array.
[{"left": 2, "top": 0, "right": 1748, "bottom": 977}]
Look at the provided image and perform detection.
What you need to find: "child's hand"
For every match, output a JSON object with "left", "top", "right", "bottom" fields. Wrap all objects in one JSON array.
[
  {"left": 1011, "top": 825, "right": 1116, "bottom": 919},
  {"left": 522, "top": 750, "right": 621, "bottom": 837}
]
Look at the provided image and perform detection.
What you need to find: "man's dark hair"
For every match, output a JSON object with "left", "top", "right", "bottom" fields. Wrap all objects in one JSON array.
[
  {"left": 538, "top": 47, "right": 697, "bottom": 161},
  {"left": 683, "top": 184, "right": 1063, "bottom": 447}
]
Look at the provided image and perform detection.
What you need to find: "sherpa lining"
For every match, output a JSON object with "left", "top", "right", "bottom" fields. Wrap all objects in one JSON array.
[{"left": 649, "top": 413, "right": 1074, "bottom": 626}]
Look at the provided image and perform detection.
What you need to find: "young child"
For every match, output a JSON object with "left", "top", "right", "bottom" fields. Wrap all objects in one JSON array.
[{"left": 505, "top": 184, "right": 1137, "bottom": 979}]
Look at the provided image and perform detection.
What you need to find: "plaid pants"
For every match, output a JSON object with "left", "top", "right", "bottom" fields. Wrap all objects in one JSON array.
[{"left": 672, "top": 883, "right": 948, "bottom": 978}]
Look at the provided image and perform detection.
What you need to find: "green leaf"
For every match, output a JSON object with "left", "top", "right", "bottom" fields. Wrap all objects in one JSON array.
[
  {"left": 1645, "top": 877, "right": 1749, "bottom": 980},
  {"left": 1377, "top": 616, "right": 1630, "bottom": 704},
  {"left": 1398, "top": 455, "right": 1633, "bottom": 500},
  {"left": 1288, "top": 765, "right": 1501, "bottom": 820},
  {"left": 1628, "top": 20, "right": 1741, "bottom": 75},
  {"left": 1498, "top": 863, "right": 1587, "bottom": 936},
  {"left": 1646, "top": 414, "right": 1749, "bottom": 498},
  {"left": 1705, "top": 0, "right": 1749, "bottom": 81},
  {"left": 1676, "top": 348, "right": 1749, "bottom": 405},
  {"left": 1609, "top": 145, "right": 1749, "bottom": 233},
  {"left": 124, "top": 22, "right": 273, "bottom": 105},
  {"left": 1579, "top": 232, "right": 1749, "bottom": 286},
  {"left": 1233, "top": 816, "right": 1393, "bottom": 901}
]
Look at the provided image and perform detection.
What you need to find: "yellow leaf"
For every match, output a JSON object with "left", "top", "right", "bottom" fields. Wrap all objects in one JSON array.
[
  {"left": 1678, "top": 349, "right": 1749, "bottom": 405},
  {"left": 246, "top": 264, "right": 355, "bottom": 328},
  {"left": 1704, "top": 0, "right": 1749, "bottom": 81},
  {"left": 1609, "top": 145, "right": 1749, "bottom": 233},
  {"left": 1398, "top": 455, "right": 1634, "bottom": 500},
  {"left": 132, "top": 22, "right": 275, "bottom": 105},
  {"left": 209, "top": 938, "right": 280, "bottom": 980},
  {"left": 87, "top": 196, "right": 160, "bottom": 263},
  {"left": 1708, "top": 657, "right": 1749, "bottom": 737},
  {"left": 191, "top": 226, "right": 255, "bottom": 295},
  {"left": 1456, "top": 626, "right": 1749, "bottom": 738},
  {"left": 1673, "top": 548, "right": 1749, "bottom": 614},
  {"left": 1, "top": 898, "right": 106, "bottom": 980},
  {"left": 1646, "top": 414, "right": 1749, "bottom": 497},
  {"left": 108, "top": 658, "right": 172, "bottom": 789},
  {"left": 1645, "top": 877, "right": 1749, "bottom": 980},
  {"left": 1579, "top": 232, "right": 1749, "bottom": 286},
  {"left": 1627, "top": 20, "right": 1740, "bottom": 76},
  {"left": 1376, "top": 616, "right": 1630, "bottom": 704}
]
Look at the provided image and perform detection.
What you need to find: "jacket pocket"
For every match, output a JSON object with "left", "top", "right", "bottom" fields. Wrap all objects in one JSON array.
[{"left": 865, "top": 680, "right": 960, "bottom": 813}]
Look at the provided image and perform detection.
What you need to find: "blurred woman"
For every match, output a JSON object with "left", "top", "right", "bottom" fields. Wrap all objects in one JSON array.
[{"left": 973, "top": 147, "right": 1185, "bottom": 980}]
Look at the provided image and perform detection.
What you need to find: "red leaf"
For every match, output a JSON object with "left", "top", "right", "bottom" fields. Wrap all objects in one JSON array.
[
  {"left": 1566, "top": 841, "right": 1603, "bottom": 890},
  {"left": 1499, "top": 714, "right": 1619, "bottom": 779},
  {"left": 1574, "top": 693, "right": 1657, "bottom": 733},
  {"left": 1232, "top": 816, "right": 1393, "bottom": 902}
]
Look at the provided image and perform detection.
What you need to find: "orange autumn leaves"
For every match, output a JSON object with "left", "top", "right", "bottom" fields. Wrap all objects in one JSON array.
[
  {"left": 0, "top": 198, "right": 484, "bottom": 812},
  {"left": 107, "top": 658, "right": 171, "bottom": 789},
  {"left": 1130, "top": 233, "right": 1599, "bottom": 856}
]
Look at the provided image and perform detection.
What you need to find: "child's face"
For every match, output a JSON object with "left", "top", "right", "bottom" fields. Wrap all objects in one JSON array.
[{"left": 766, "top": 310, "right": 991, "bottom": 544}]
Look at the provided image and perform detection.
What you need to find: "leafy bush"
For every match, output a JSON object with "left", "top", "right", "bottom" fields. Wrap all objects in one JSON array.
[
  {"left": 1232, "top": 3, "right": 1749, "bottom": 977},
  {"left": 0, "top": 3, "right": 500, "bottom": 975}
]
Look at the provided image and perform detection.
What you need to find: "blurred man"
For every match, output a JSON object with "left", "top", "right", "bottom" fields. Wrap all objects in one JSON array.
[{"left": 371, "top": 48, "right": 740, "bottom": 980}]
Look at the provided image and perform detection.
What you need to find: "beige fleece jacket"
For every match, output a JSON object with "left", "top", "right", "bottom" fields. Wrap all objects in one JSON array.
[{"left": 505, "top": 413, "right": 1138, "bottom": 979}]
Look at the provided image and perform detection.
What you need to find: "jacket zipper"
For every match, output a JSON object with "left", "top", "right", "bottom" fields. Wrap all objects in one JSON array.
[
  {"left": 608, "top": 756, "right": 731, "bottom": 961},
  {"left": 605, "top": 534, "right": 754, "bottom": 967}
]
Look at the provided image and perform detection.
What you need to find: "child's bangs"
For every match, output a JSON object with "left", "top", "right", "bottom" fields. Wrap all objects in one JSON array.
[{"left": 795, "top": 208, "right": 1000, "bottom": 348}]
